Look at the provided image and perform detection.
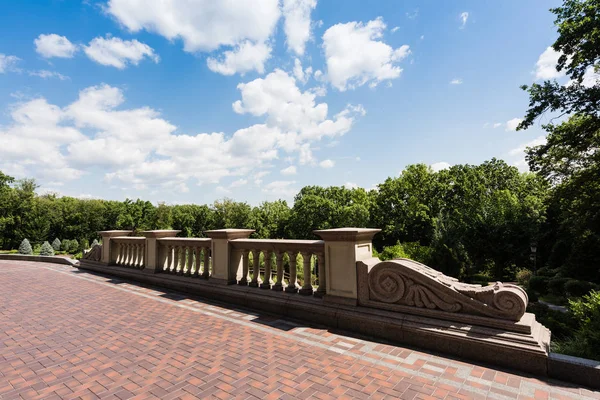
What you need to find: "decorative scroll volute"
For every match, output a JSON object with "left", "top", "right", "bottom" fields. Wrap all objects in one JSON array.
[
  {"left": 83, "top": 244, "right": 102, "bottom": 262},
  {"left": 367, "top": 259, "right": 528, "bottom": 321}
]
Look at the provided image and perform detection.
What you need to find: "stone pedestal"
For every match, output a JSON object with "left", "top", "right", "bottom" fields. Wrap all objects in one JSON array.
[
  {"left": 204, "top": 229, "right": 255, "bottom": 284},
  {"left": 99, "top": 230, "right": 133, "bottom": 264},
  {"left": 313, "top": 228, "right": 381, "bottom": 305},
  {"left": 141, "top": 230, "right": 181, "bottom": 273}
]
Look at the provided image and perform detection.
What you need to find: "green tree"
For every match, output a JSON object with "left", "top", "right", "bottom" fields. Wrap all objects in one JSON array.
[
  {"left": 39, "top": 241, "right": 54, "bottom": 256},
  {"left": 18, "top": 239, "right": 32, "bottom": 255},
  {"left": 51, "top": 238, "right": 61, "bottom": 251}
]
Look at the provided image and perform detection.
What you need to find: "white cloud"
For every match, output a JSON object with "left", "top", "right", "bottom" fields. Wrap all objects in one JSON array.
[
  {"left": 568, "top": 66, "right": 600, "bottom": 88},
  {"left": 0, "top": 54, "right": 20, "bottom": 73},
  {"left": 293, "top": 58, "right": 313, "bottom": 84},
  {"left": 281, "top": 165, "right": 297, "bottom": 175},
  {"left": 322, "top": 17, "right": 410, "bottom": 91},
  {"left": 28, "top": 70, "right": 68, "bottom": 80},
  {"left": 0, "top": 70, "right": 363, "bottom": 191},
  {"left": 430, "top": 162, "right": 450, "bottom": 172},
  {"left": 34, "top": 34, "right": 78, "bottom": 58},
  {"left": 344, "top": 182, "right": 358, "bottom": 189},
  {"left": 207, "top": 41, "right": 271, "bottom": 75},
  {"left": 505, "top": 118, "right": 523, "bottom": 132},
  {"left": 406, "top": 9, "right": 419, "bottom": 20},
  {"left": 534, "top": 47, "right": 564, "bottom": 80},
  {"left": 282, "top": 0, "right": 317, "bottom": 56},
  {"left": 390, "top": 27, "right": 400, "bottom": 33},
  {"left": 262, "top": 180, "right": 297, "bottom": 198},
  {"left": 106, "top": 0, "right": 280, "bottom": 53},
  {"left": 459, "top": 12, "right": 469, "bottom": 28},
  {"left": 493, "top": 122, "right": 502, "bottom": 128},
  {"left": 509, "top": 136, "right": 546, "bottom": 156},
  {"left": 229, "top": 178, "right": 248, "bottom": 188},
  {"left": 319, "top": 159, "right": 334, "bottom": 168},
  {"left": 509, "top": 136, "right": 547, "bottom": 172},
  {"left": 83, "top": 36, "right": 159, "bottom": 69},
  {"left": 450, "top": 78, "right": 463, "bottom": 85}
]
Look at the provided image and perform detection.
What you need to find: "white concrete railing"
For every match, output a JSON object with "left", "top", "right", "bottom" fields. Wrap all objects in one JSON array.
[
  {"left": 230, "top": 239, "right": 325, "bottom": 296},
  {"left": 111, "top": 237, "right": 146, "bottom": 269},
  {"left": 157, "top": 238, "right": 211, "bottom": 277}
]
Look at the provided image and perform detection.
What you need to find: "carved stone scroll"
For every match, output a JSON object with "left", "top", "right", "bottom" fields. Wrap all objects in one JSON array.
[
  {"left": 366, "top": 258, "right": 527, "bottom": 321},
  {"left": 82, "top": 244, "right": 102, "bottom": 262}
]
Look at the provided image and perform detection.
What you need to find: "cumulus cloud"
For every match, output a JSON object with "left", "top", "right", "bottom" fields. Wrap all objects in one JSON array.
[
  {"left": 450, "top": 78, "right": 463, "bottom": 85},
  {"left": 83, "top": 36, "right": 159, "bottom": 69},
  {"left": 282, "top": 0, "right": 317, "bottom": 56},
  {"left": 262, "top": 180, "right": 297, "bottom": 198},
  {"left": 459, "top": 12, "right": 469, "bottom": 28},
  {"left": 34, "top": 34, "right": 78, "bottom": 58},
  {"left": 534, "top": 47, "right": 564, "bottom": 80},
  {"left": 505, "top": 118, "right": 523, "bottom": 131},
  {"left": 344, "top": 182, "right": 358, "bottom": 189},
  {"left": 106, "top": 0, "right": 280, "bottom": 74},
  {"left": 319, "top": 159, "right": 334, "bottom": 168},
  {"left": 0, "top": 54, "right": 20, "bottom": 73},
  {"left": 281, "top": 165, "right": 297, "bottom": 175},
  {"left": 430, "top": 162, "right": 450, "bottom": 172},
  {"left": 293, "top": 58, "right": 313, "bottom": 84},
  {"left": 493, "top": 122, "right": 502, "bottom": 128},
  {"left": 207, "top": 41, "right": 271, "bottom": 75},
  {"left": 322, "top": 17, "right": 410, "bottom": 91},
  {"left": 509, "top": 136, "right": 547, "bottom": 172},
  {"left": 0, "top": 71, "right": 363, "bottom": 191}
]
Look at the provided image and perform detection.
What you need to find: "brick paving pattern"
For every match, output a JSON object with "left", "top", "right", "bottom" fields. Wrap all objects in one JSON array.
[{"left": 1, "top": 260, "right": 599, "bottom": 400}]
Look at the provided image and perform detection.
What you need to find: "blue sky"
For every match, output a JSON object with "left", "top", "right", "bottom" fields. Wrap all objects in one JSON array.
[{"left": 0, "top": 0, "right": 562, "bottom": 205}]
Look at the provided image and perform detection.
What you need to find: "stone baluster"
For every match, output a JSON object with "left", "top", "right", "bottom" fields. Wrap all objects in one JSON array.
[
  {"left": 239, "top": 250, "right": 250, "bottom": 285},
  {"left": 315, "top": 252, "right": 326, "bottom": 297},
  {"left": 273, "top": 251, "right": 284, "bottom": 291},
  {"left": 140, "top": 244, "right": 145, "bottom": 268},
  {"left": 166, "top": 245, "right": 173, "bottom": 273},
  {"left": 260, "top": 250, "right": 273, "bottom": 289},
  {"left": 136, "top": 244, "right": 142, "bottom": 268},
  {"left": 285, "top": 251, "right": 299, "bottom": 293},
  {"left": 132, "top": 244, "right": 138, "bottom": 267},
  {"left": 115, "top": 243, "right": 122, "bottom": 265},
  {"left": 202, "top": 248, "right": 210, "bottom": 278},
  {"left": 192, "top": 247, "right": 200, "bottom": 277},
  {"left": 178, "top": 246, "right": 186, "bottom": 275},
  {"left": 299, "top": 252, "right": 314, "bottom": 295},
  {"left": 249, "top": 249, "right": 261, "bottom": 287},
  {"left": 125, "top": 243, "right": 131, "bottom": 266},
  {"left": 185, "top": 246, "right": 194, "bottom": 276}
]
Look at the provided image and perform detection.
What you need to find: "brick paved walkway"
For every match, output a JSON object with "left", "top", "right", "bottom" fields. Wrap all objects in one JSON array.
[{"left": 1, "top": 261, "right": 599, "bottom": 400}]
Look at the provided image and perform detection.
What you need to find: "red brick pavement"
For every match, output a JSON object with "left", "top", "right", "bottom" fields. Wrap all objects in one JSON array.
[{"left": 0, "top": 260, "right": 599, "bottom": 400}]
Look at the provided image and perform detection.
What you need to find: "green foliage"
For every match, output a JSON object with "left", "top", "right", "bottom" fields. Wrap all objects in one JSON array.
[
  {"left": 70, "top": 239, "right": 79, "bottom": 253},
  {"left": 39, "top": 241, "right": 54, "bottom": 256},
  {"left": 548, "top": 277, "right": 571, "bottom": 296},
  {"left": 527, "top": 302, "right": 576, "bottom": 339},
  {"left": 558, "top": 290, "right": 600, "bottom": 360},
  {"left": 61, "top": 239, "right": 71, "bottom": 252},
  {"left": 528, "top": 276, "right": 549, "bottom": 294},
  {"left": 51, "top": 238, "right": 61, "bottom": 251},
  {"left": 516, "top": 269, "right": 533, "bottom": 287},
  {"left": 378, "top": 242, "right": 433, "bottom": 265},
  {"left": 91, "top": 239, "right": 99, "bottom": 247},
  {"left": 18, "top": 239, "right": 32, "bottom": 255},
  {"left": 564, "top": 279, "right": 599, "bottom": 297}
]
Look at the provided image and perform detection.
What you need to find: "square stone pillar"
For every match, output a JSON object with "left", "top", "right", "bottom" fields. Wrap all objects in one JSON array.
[
  {"left": 99, "top": 230, "right": 133, "bottom": 264},
  {"left": 313, "top": 228, "right": 381, "bottom": 305},
  {"left": 204, "top": 229, "right": 255, "bottom": 284},
  {"left": 141, "top": 230, "right": 181, "bottom": 273}
]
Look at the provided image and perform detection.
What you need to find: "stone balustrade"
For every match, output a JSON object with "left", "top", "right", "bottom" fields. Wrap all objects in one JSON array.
[
  {"left": 85, "top": 227, "right": 552, "bottom": 377},
  {"left": 111, "top": 237, "right": 146, "bottom": 269},
  {"left": 229, "top": 239, "right": 325, "bottom": 296},
  {"left": 157, "top": 238, "right": 211, "bottom": 277}
]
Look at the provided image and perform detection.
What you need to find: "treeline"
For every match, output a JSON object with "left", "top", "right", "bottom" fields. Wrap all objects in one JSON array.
[{"left": 3, "top": 157, "right": 596, "bottom": 285}]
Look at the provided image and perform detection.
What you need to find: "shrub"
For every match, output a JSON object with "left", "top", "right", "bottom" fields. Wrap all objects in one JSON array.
[
  {"left": 528, "top": 276, "right": 549, "bottom": 294},
  {"left": 526, "top": 287, "right": 539, "bottom": 303},
  {"left": 548, "top": 277, "right": 570, "bottom": 296},
  {"left": 39, "top": 241, "right": 54, "bottom": 256},
  {"left": 51, "top": 238, "right": 61, "bottom": 251},
  {"left": 564, "top": 279, "right": 598, "bottom": 298},
  {"left": 61, "top": 239, "right": 71, "bottom": 252},
  {"left": 18, "top": 239, "right": 33, "bottom": 255},
  {"left": 559, "top": 290, "right": 600, "bottom": 360},
  {"left": 70, "top": 239, "right": 79, "bottom": 253},
  {"left": 80, "top": 238, "right": 89, "bottom": 252},
  {"left": 516, "top": 269, "right": 533, "bottom": 288},
  {"left": 91, "top": 239, "right": 99, "bottom": 247},
  {"left": 380, "top": 243, "right": 409, "bottom": 261}
]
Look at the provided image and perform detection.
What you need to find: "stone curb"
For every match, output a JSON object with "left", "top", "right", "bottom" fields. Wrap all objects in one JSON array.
[{"left": 0, "top": 254, "right": 80, "bottom": 267}]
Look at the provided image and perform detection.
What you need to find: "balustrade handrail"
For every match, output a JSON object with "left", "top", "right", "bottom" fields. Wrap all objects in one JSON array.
[
  {"left": 157, "top": 237, "right": 211, "bottom": 247},
  {"left": 230, "top": 238, "right": 324, "bottom": 253},
  {"left": 111, "top": 236, "right": 146, "bottom": 243}
]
